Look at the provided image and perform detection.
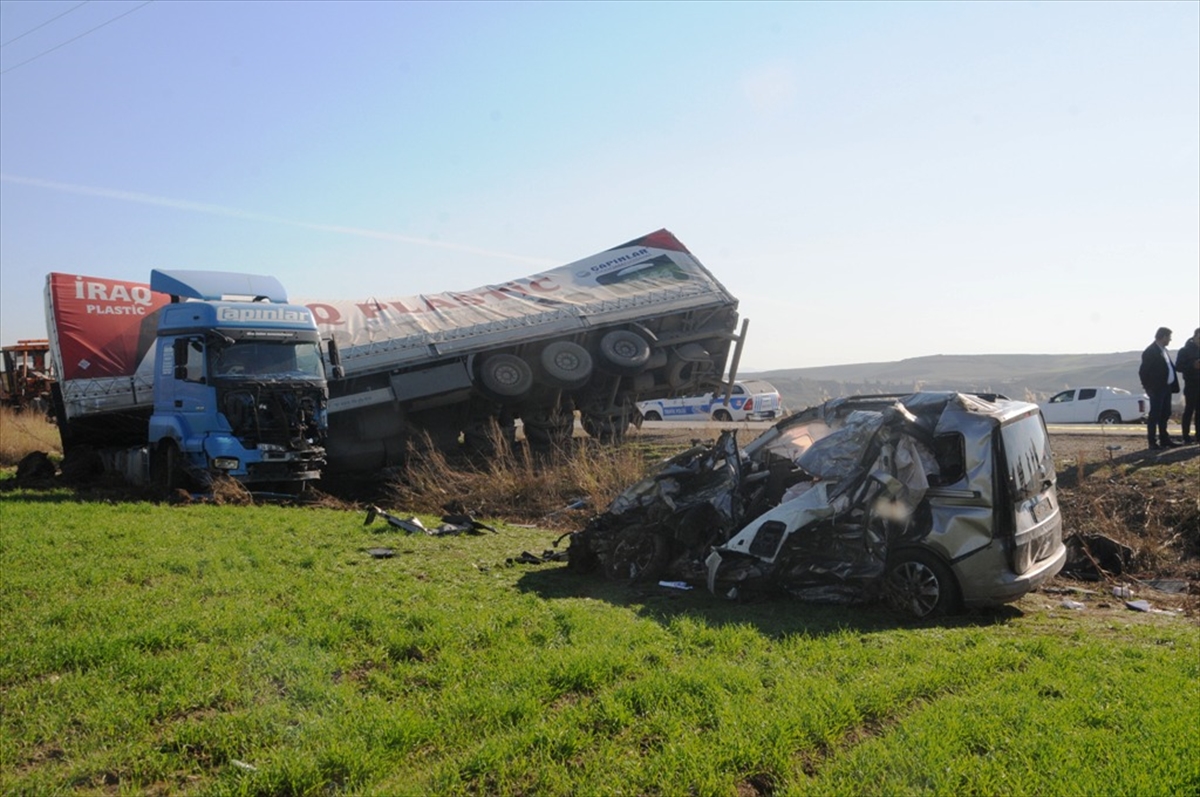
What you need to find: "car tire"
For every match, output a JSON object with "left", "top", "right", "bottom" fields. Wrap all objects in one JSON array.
[
  {"left": 538, "top": 341, "right": 593, "bottom": 389},
  {"left": 1098, "top": 411, "right": 1121, "bottom": 425},
  {"left": 885, "top": 550, "right": 960, "bottom": 619},
  {"left": 605, "top": 530, "right": 670, "bottom": 583},
  {"left": 598, "top": 330, "right": 651, "bottom": 375},
  {"left": 712, "top": 409, "right": 733, "bottom": 422},
  {"left": 479, "top": 354, "right": 534, "bottom": 398},
  {"left": 642, "top": 410, "right": 662, "bottom": 422}
]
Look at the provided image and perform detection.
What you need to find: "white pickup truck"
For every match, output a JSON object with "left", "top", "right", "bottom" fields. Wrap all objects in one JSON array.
[
  {"left": 1038, "top": 386, "right": 1148, "bottom": 424},
  {"left": 636, "top": 379, "right": 782, "bottom": 422}
]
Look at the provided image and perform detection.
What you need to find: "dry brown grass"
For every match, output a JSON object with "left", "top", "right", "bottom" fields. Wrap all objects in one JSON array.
[
  {"left": 1056, "top": 452, "right": 1200, "bottom": 582},
  {"left": 385, "top": 423, "right": 657, "bottom": 529},
  {"left": 0, "top": 405, "right": 60, "bottom": 467}
]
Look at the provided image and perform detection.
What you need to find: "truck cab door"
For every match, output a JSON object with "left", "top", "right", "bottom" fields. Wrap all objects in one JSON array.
[{"left": 154, "top": 336, "right": 212, "bottom": 441}]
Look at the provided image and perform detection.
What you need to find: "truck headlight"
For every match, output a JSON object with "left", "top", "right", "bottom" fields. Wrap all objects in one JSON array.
[{"left": 212, "top": 457, "right": 240, "bottom": 470}]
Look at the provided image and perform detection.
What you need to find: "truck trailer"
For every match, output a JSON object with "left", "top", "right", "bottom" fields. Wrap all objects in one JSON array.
[
  {"left": 301, "top": 229, "right": 745, "bottom": 470},
  {"left": 45, "top": 270, "right": 329, "bottom": 490}
]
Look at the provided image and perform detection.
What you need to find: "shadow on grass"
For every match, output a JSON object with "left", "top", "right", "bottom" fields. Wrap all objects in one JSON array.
[{"left": 513, "top": 565, "right": 1023, "bottom": 638}]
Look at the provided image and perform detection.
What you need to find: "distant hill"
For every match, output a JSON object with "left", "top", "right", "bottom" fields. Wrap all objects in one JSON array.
[{"left": 747, "top": 352, "right": 1147, "bottom": 412}]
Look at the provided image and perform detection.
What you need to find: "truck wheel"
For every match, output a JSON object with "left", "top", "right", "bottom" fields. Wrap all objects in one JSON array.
[
  {"left": 1098, "top": 411, "right": 1121, "bottom": 425},
  {"left": 479, "top": 354, "right": 534, "bottom": 398},
  {"left": 885, "top": 550, "right": 960, "bottom": 619},
  {"left": 642, "top": 410, "right": 662, "bottom": 422},
  {"left": 539, "top": 341, "right": 593, "bottom": 389},
  {"left": 598, "top": 330, "right": 651, "bottom": 375},
  {"left": 712, "top": 409, "right": 733, "bottom": 422},
  {"left": 152, "top": 441, "right": 189, "bottom": 494}
]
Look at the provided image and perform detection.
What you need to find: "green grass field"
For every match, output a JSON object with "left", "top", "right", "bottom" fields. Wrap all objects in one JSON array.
[{"left": 2, "top": 490, "right": 1197, "bottom": 796}]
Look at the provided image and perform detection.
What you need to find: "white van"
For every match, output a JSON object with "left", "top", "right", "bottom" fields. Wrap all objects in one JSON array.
[{"left": 636, "top": 379, "right": 783, "bottom": 422}]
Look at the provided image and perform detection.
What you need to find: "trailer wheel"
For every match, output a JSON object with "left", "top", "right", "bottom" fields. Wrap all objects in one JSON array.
[
  {"left": 598, "top": 330, "right": 651, "bottom": 375},
  {"left": 479, "top": 354, "right": 534, "bottom": 398},
  {"left": 539, "top": 341, "right": 593, "bottom": 389}
]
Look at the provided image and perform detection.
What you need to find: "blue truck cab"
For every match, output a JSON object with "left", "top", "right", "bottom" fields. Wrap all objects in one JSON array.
[{"left": 147, "top": 270, "right": 328, "bottom": 490}]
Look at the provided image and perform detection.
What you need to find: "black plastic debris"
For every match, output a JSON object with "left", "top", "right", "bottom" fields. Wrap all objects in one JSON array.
[{"left": 1062, "top": 534, "right": 1133, "bottom": 580}]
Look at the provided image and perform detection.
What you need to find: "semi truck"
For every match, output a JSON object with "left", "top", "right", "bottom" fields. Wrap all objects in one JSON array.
[
  {"left": 301, "top": 229, "right": 745, "bottom": 470},
  {"left": 42, "top": 229, "right": 744, "bottom": 476},
  {"left": 45, "top": 270, "right": 329, "bottom": 490}
]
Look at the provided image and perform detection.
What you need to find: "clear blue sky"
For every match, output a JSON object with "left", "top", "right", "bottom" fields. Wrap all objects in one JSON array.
[{"left": 2, "top": 0, "right": 1197, "bottom": 370}]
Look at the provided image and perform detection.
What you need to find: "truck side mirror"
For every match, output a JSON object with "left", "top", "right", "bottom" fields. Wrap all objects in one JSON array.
[{"left": 326, "top": 338, "right": 344, "bottom": 380}]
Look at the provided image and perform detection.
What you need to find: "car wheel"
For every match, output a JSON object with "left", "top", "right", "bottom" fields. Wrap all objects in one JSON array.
[
  {"left": 642, "top": 410, "right": 662, "bottom": 422},
  {"left": 1098, "top": 411, "right": 1121, "bottom": 425},
  {"left": 538, "top": 341, "right": 593, "bottom": 389},
  {"left": 479, "top": 354, "right": 534, "bottom": 398},
  {"left": 712, "top": 409, "right": 733, "bottom": 422},
  {"left": 605, "top": 530, "right": 669, "bottom": 583},
  {"left": 885, "top": 550, "right": 960, "bottom": 619},
  {"left": 598, "top": 330, "right": 651, "bottom": 374}
]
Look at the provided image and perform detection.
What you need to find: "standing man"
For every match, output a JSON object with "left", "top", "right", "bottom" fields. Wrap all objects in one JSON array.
[
  {"left": 1176, "top": 327, "right": 1200, "bottom": 445},
  {"left": 1139, "top": 327, "right": 1180, "bottom": 450}
]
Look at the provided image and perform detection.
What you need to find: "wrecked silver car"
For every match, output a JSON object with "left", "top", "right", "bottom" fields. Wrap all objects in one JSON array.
[{"left": 568, "top": 392, "right": 1066, "bottom": 618}]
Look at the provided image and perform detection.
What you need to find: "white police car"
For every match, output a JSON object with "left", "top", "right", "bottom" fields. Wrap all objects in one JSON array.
[{"left": 637, "top": 379, "right": 782, "bottom": 422}]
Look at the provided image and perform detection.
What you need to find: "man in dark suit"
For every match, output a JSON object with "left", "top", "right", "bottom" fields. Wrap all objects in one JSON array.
[
  {"left": 1177, "top": 327, "right": 1200, "bottom": 445},
  {"left": 1139, "top": 326, "right": 1180, "bottom": 450}
]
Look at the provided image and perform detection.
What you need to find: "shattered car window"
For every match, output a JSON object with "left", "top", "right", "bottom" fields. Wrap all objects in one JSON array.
[{"left": 999, "top": 412, "right": 1054, "bottom": 501}]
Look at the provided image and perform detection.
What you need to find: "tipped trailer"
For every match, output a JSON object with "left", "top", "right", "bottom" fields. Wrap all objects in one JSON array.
[
  {"left": 302, "top": 229, "right": 746, "bottom": 471},
  {"left": 45, "top": 271, "right": 329, "bottom": 491}
]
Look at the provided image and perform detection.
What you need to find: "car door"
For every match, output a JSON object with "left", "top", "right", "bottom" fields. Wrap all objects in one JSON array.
[
  {"left": 1073, "top": 388, "right": 1100, "bottom": 422},
  {"left": 1040, "top": 390, "right": 1078, "bottom": 423}
]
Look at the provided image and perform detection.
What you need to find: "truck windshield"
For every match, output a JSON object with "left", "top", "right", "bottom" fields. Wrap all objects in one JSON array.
[
  {"left": 210, "top": 341, "right": 324, "bottom": 380},
  {"left": 999, "top": 413, "right": 1054, "bottom": 501}
]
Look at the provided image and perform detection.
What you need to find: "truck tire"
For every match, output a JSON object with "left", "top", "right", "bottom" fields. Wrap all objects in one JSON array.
[
  {"left": 598, "top": 330, "right": 651, "bottom": 375},
  {"left": 479, "top": 354, "right": 534, "bottom": 398},
  {"left": 642, "top": 410, "right": 662, "bottom": 422},
  {"left": 539, "top": 341, "right": 593, "bottom": 389},
  {"left": 1098, "top": 410, "right": 1121, "bottom": 425},
  {"left": 152, "top": 441, "right": 190, "bottom": 495}
]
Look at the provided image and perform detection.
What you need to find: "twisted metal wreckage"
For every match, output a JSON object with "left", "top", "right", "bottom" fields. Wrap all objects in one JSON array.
[{"left": 567, "top": 391, "right": 1066, "bottom": 618}]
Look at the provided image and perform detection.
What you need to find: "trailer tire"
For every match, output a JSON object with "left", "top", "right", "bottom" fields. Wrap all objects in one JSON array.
[
  {"left": 479, "top": 354, "right": 534, "bottom": 398},
  {"left": 598, "top": 330, "right": 651, "bottom": 375},
  {"left": 539, "top": 341, "right": 593, "bottom": 389}
]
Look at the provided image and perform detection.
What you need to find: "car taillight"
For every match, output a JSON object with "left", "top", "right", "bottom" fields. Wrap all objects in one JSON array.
[
  {"left": 744, "top": 398, "right": 753, "bottom": 410},
  {"left": 1139, "top": 400, "right": 1145, "bottom": 412}
]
